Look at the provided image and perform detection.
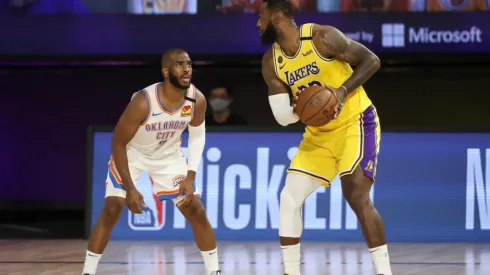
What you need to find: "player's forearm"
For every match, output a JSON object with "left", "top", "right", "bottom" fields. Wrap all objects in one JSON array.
[
  {"left": 111, "top": 143, "right": 136, "bottom": 190},
  {"left": 187, "top": 121, "right": 206, "bottom": 175},
  {"left": 341, "top": 56, "right": 380, "bottom": 94},
  {"left": 268, "top": 94, "right": 299, "bottom": 126}
]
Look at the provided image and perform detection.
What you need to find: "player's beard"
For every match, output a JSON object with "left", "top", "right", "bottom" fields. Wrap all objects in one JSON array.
[
  {"left": 168, "top": 72, "right": 191, "bottom": 90},
  {"left": 260, "top": 22, "right": 278, "bottom": 45}
]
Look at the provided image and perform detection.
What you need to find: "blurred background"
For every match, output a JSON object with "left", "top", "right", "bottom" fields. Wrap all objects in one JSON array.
[{"left": 0, "top": 0, "right": 490, "bottom": 274}]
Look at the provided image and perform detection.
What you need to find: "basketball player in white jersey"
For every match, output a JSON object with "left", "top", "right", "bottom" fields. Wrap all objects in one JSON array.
[{"left": 82, "top": 49, "right": 221, "bottom": 275}]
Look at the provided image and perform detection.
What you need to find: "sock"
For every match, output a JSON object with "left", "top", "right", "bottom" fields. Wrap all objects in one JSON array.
[
  {"left": 82, "top": 250, "right": 102, "bottom": 275},
  {"left": 369, "top": 244, "right": 392, "bottom": 275},
  {"left": 281, "top": 243, "right": 301, "bottom": 275},
  {"left": 201, "top": 247, "right": 220, "bottom": 275}
]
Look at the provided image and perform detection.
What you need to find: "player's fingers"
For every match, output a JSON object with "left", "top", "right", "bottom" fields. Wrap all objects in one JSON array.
[
  {"left": 130, "top": 200, "right": 142, "bottom": 214},
  {"left": 181, "top": 195, "right": 190, "bottom": 207},
  {"left": 139, "top": 197, "right": 147, "bottom": 208},
  {"left": 333, "top": 104, "right": 340, "bottom": 119},
  {"left": 135, "top": 201, "right": 144, "bottom": 214},
  {"left": 185, "top": 191, "right": 195, "bottom": 206},
  {"left": 129, "top": 202, "right": 135, "bottom": 213}
]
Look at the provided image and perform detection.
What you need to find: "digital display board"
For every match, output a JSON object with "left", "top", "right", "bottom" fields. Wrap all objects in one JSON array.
[
  {"left": 0, "top": 13, "right": 488, "bottom": 56},
  {"left": 89, "top": 130, "right": 490, "bottom": 242}
]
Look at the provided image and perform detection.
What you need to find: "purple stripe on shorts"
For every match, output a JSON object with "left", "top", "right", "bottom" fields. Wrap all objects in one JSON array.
[{"left": 360, "top": 105, "right": 379, "bottom": 180}]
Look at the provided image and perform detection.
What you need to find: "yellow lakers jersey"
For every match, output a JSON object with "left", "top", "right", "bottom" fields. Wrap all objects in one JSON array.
[
  {"left": 427, "top": 0, "right": 487, "bottom": 11},
  {"left": 272, "top": 23, "right": 372, "bottom": 132}
]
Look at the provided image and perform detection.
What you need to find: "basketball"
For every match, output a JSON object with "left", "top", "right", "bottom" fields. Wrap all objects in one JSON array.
[{"left": 294, "top": 85, "right": 337, "bottom": 127}]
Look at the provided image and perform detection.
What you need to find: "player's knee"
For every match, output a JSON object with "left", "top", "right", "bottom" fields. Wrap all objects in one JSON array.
[
  {"left": 279, "top": 184, "right": 305, "bottom": 238},
  {"left": 180, "top": 199, "right": 207, "bottom": 225},
  {"left": 280, "top": 187, "right": 302, "bottom": 211},
  {"left": 342, "top": 186, "right": 372, "bottom": 214},
  {"left": 100, "top": 197, "right": 125, "bottom": 225}
]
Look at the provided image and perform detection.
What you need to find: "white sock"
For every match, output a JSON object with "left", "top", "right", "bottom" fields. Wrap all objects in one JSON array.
[
  {"left": 369, "top": 244, "right": 392, "bottom": 275},
  {"left": 82, "top": 250, "right": 102, "bottom": 275},
  {"left": 201, "top": 247, "right": 220, "bottom": 274},
  {"left": 281, "top": 243, "right": 301, "bottom": 275}
]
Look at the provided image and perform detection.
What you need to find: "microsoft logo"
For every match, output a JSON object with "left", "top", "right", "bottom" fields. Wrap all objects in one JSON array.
[{"left": 382, "top": 23, "right": 405, "bottom": 48}]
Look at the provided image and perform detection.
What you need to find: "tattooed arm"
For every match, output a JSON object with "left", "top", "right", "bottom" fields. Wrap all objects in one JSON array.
[{"left": 312, "top": 25, "right": 381, "bottom": 96}]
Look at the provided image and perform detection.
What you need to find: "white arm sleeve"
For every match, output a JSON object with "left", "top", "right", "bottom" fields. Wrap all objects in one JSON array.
[
  {"left": 268, "top": 94, "right": 299, "bottom": 126},
  {"left": 187, "top": 121, "right": 206, "bottom": 172}
]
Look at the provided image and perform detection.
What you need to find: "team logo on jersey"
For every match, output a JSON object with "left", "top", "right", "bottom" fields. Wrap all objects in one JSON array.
[
  {"left": 285, "top": 62, "right": 320, "bottom": 86},
  {"left": 172, "top": 175, "right": 186, "bottom": 187},
  {"left": 128, "top": 172, "right": 165, "bottom": 231},
  {"left": 181, "top": 105, "right": 192, "bottom": 117}
]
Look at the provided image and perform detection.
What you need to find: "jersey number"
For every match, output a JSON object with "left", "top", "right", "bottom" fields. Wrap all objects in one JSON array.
[{"left": 297, "top": 81, "right": 323, "bottom": 93}]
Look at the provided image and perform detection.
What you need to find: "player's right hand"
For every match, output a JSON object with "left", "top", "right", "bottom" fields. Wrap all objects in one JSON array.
[
  {"left": 126, "top": 187, "right": 147, "bottom": 214},
  {"left": 292, "top": 90, "right": 302, "bottom": 116}
]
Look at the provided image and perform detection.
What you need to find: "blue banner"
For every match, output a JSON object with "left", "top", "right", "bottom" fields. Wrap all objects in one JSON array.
[
  {"left": 1, "top": 13, "right": 489, "bottom": 56},
  {"left": 90, "top": 131, "right": 490, "bottom": 242}
]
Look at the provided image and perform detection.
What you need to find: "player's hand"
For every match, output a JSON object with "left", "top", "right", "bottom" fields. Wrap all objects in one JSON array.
[
  {"left": 292, "top": 90, "right": 302, "bottom": 117},
  {"left": 178, "top": 178, "right": 195, "bottom": 207},
  {"left": 126, "top": 187, "right": 146, "bottom": 214},
  {"left": 328, "top": 85, "right": 347, "bottom": 119}
]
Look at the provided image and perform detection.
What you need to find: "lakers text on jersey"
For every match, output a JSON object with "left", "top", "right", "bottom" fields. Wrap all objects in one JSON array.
[{"left": 272, "top": 23, "right": 381, "bottom": 186}]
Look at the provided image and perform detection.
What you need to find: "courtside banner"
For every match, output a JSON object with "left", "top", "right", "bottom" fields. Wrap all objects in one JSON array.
[
  {"left": 1, "top": 13, "right": 489, "bottom": 56},
  {"left": 89, "top": 131, "right": 490, "bottom": 242}
]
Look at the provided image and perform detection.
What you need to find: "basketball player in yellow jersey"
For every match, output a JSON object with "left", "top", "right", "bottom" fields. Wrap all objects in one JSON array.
[{"left": 258, "top": 1, "right": 391, "bottom": 275}]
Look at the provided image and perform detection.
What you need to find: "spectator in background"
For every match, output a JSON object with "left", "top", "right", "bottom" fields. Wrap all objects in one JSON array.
[
  {"left": 411, "top": 0, "right": 487, "bottom": 11},
  {"left": 217, "top": 0, "right": 315, "bottom": 13},
  {"left": 0, "top": 0, "right": 89, "bottom": 14},
  {"left": 205, "top": 85, "right": 247, "bottom": 126},
  {"left": 317, "top": 0, "right": 341, "bottom": 12},
  {"left": 341, "top": 0, "right": 410, "bottom": 11},
  {"left": 127, "top": 0, "right": 197, "bottom": 14}
]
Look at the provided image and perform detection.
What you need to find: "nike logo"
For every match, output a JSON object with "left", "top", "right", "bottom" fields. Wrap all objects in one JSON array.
[
  {"left": 279, "top": 63, "right": 287, "bottom": 69},
  {"left": 209, "top": 251, "right": 217, "bottom": 255},
  {"left": 88, "top": 253, "right": 98, "bottom": 257},
  {"left": 152, "top": 112, "right": 163, "bottom": 116},
  {"left": 302, "top": 50, "right": 312, "bottom": 57}
]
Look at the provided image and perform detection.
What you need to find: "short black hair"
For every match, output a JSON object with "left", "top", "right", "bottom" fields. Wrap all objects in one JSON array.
[
  {"left": 263, "top": 0, "right": 294, "bottom": 17},
  {"left": 161, "top": 48, "right": 187, "bottom": 68},
  {"left": 212, "top": 82, "right": 233, "bottom": 96}
]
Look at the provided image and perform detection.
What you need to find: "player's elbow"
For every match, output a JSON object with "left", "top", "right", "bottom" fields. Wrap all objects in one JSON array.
[
  {"left": 370, "top": 55, "right": 381, "bottom": 71},
  {"left": 268, "top": 94, "right": 299, "bottom": 127},
  {"left": 273, "top": 115, "right": 293, "bottom": 127}
]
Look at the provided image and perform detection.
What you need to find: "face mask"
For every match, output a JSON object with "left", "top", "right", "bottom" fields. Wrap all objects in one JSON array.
[{"left": 209, "top": 98, "right": 231, "bottom": 112}]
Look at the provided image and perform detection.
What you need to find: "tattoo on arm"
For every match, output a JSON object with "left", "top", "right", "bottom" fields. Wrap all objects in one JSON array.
[{"left": 317, "top": 26, "right": 381, "bottom": 94}]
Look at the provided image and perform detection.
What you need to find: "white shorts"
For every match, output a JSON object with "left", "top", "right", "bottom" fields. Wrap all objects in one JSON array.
[{"left": 105, "top": 149, "right": 198, "bottom": 205}]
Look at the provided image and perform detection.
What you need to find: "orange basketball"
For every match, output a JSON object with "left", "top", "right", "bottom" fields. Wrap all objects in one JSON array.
[{"left": 294, "top": 85, "right": 337, "bottom": 127}]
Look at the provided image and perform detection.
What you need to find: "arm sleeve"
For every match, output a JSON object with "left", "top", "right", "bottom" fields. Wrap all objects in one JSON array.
[
  {"left": 187, "top": 120, "right": 206, "bottom": 171},
  {"left": 268, "top": 94, "right": 299, "bottom": 126}
]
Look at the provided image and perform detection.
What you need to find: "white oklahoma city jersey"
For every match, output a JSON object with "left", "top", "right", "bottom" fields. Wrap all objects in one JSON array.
[{"left": 127, "top": 82, "right": 197, "bottom": 160}]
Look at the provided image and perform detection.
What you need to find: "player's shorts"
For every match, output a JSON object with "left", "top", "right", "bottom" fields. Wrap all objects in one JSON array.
[
  {"left": 105, "top": 148, "right": 198, "bottom": 205},
  {"left": 287, "top": 105, "right": 380, "bottom": 187}
]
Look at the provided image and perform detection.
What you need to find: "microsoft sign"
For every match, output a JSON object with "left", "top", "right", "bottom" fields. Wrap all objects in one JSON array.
[{"left": 382, "top": 23, "right": 483, "bottom": 48}]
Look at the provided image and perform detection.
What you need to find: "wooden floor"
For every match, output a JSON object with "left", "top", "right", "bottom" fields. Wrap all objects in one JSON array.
[{"left": 0, "top": 240, "right": 489, "bottom": 275}]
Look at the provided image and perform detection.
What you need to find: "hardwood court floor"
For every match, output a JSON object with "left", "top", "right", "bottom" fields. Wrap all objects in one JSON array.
[{"left": 0, "top": 240, "right": 488, "bottom": 275}]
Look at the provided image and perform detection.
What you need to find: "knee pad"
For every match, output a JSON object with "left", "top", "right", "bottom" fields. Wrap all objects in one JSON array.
[{"left": 279, "top": 173, "right": 322, "bottom": 237}]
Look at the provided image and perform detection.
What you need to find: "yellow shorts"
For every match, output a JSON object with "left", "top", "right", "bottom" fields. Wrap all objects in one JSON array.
[{"left": 287, "top": 105, "right": 381, "bottom": 187}]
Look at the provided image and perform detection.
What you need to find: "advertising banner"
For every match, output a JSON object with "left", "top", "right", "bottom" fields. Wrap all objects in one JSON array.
[
  {"left": 89, "top": 131, "right": 490, "bottom": 242},
  {"left": 1, "top": 13, "right": 488, "bottom": 56}
]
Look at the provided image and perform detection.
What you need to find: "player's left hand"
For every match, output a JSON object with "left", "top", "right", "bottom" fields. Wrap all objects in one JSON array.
[
  {"left": 327, "top": 85, "right": 347, "bottom": 119},
  {"left": 178, "top": 178, "right": 195, "bottom": 207}
]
